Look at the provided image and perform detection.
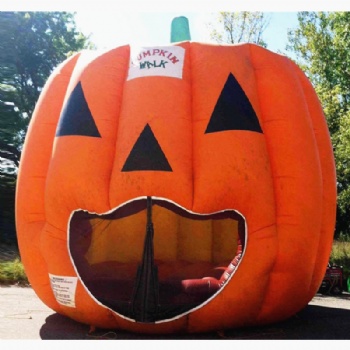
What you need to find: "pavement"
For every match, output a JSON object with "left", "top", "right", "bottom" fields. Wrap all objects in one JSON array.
[{"left": 1, "top": 285, "right": 350, "bottom": 340}]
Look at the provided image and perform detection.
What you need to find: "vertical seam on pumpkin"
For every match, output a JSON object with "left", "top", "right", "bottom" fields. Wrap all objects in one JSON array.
[
  {"left": 248, "top": 44, "right": 279, "bottom": 320},
  {"left": 291, "top": 61, "right": 327, "bottom": 299},
  {"left": 107, "top": 45, "right": 131, "bottom": 210},
  {"left": 18, "top": 52, "right": 82, "bottom": 317},
  {"left": 189, "top": 42, "right": 195, "bottom": 211},
  {"left": 286, "top": 58, "right": 325, "bottom": 301},
  {"left": 249, "top": 43, "right": 279, "bottom": 234}
]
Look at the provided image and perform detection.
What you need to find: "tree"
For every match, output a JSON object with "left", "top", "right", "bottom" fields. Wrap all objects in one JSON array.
[
  {"left": 287, "top": 12, "right": 350, "bottom": 238},
  {"left": 208, "top": 12, "right": 270, "bottom": 47},
  {"left": 0, "top": 12, "right": 94, "bottom": 242}
]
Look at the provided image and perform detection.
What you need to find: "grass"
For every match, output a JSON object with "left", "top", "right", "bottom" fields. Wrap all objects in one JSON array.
[
  {"left": 0, "top": 258, "right": 29, "bottom": 285},
  {"left": 0, "top": 240, "right": 350, "bottom": 287},
  {"left": 330, "top": 241, "right": 350, "bottom": 278}
]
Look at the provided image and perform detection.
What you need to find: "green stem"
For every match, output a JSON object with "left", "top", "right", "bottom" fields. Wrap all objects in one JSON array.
[{"left": 170, "top": 16, "right": 191, "bottom": 43}]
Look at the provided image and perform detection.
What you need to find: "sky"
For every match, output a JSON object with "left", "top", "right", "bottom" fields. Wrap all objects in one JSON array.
[
  {"left": 73, "top": 11, "right": 299, "bottom": 55},
  {"left": 2, "top": 0, "right": 350, "bottom": 56}
]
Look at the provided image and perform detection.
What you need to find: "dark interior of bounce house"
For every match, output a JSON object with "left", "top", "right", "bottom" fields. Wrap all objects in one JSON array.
[{"left": 69, "top": 197, "right": 246, "bottom": 322}]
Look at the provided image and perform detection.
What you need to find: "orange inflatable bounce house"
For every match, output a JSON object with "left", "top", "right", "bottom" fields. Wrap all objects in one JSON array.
[{"left": 16, "top": 17, "right": 337, "bottom": 333}]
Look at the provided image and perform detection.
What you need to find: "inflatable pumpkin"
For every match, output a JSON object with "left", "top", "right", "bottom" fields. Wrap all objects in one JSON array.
[{"left": 16, "top": 17, "right": 336, "bottom": 334}]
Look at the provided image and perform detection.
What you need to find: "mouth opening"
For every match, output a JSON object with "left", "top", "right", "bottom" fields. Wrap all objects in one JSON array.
[{"left": 68, "top": 197, "right": 246, "bottom": 323}]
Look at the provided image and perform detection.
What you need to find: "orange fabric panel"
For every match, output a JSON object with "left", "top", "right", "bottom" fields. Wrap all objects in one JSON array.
[
  {"left": 46, "top": 46, "right": 130, "bottom": 228},
  {"left": 16, "top": 52, "right": 80, "bottom": 224},
  {"left": 292, "top": 64, "right": 337, "bottom": 298},
  {"left": 190, "top": 43, "right": 276, "bottom": 235},
  {"left": 152, "top": 206, "right": 178, "bottom": 262},
  {"left": 177, "top": 218, "right": 213, "bottom": 262},
  {"left": 109, "top": 42, "right": 193, "bottom": 208},
  {"left": 188, "top": 225, "right": 278, "bottom": 332},
  {"left": 189, "top": 43, "right": 278, "bottom": 323},
  {"left": 249, "top": 45, "right": 325, "bottom": 321},
  {"left": 212, "top": 219, "right": 239, "bottom": 263},
  {"left": 15, "top": 53, "right": 81, "bottom": 312},
  {"left": 85, "top": 212, "right": 146, "bottom": 264}
]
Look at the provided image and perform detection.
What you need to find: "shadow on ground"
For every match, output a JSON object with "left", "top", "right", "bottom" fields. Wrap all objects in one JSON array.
[{"left": 39, "top": 302, "right": 350, "bottom": 340}]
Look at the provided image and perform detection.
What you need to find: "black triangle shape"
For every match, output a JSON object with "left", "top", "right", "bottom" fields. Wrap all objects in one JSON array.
[
  {"left": 205, "top": 73, "right": 263, "bottom": 134},
  {"left": 56, "top": 82, "right": 101, "bottom": 137},
  {"left": 122, "top": 124, "right": 172, "bottom": 172}
]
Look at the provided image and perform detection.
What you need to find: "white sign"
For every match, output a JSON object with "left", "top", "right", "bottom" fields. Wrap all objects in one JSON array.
[
  {"left": 49, "top": 274, "right": 78, "bottom": 308},
  {"left": 127, "top": 46, "right": 185, "bottom": 80}
]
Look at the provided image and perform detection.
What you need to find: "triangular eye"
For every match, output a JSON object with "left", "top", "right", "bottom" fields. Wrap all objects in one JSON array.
[
  {"left": 122, "top": 124, "right": 172, "bottom": 172},
  {"left": 205, "top": 73, "right": 263, "bottom": 134},
  {"left": 56, "top": 82, "right": 101, "bottom": 137}
]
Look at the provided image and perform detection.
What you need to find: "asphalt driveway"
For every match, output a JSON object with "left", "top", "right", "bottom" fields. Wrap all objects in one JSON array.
[{"left": 1, "top": 285, "right": 350, "bottom": 340}]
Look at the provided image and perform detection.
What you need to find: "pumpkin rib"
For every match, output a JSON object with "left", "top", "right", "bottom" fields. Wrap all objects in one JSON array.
[
  {"left": 71, "top": 47, "right": 133, "bottom": 325},
  {"left": 109, "top": 42, "right": 193, "bottom": 209},
  {"left": 249, "top": 45, "right": 324, "bottom": 323},
  {"left": 239, "top": 43, "right": 280, "bottom": 326},
  {"left": 41, "top": 47, "right": 133, "bottom": 326},
  {"left": 292, "top": 64, "right": 337, "bottom": 299},
  {"left": 106, "top": 45, "right": 135, "bottom": 209},
  {"left": 45, "top": 50, "right": 102, "bottom": 226},
  {"left": 49, "top": 47, "right": 131, "bottom": 217},
  {"left": 16, "top": 52, "right": 81, "bottom": 313},
  {"left": 187, "top": 42, "right": 195, "bottom": 210},
  {"left": 240, "top": 46, "right": 279, "bottom": 326},
  {"left": 279, "top": 57, "right": 324, "bottom": 307},
  {"left": 188, "top": 43, "right": 277, "bottom": 332},
  {"left": 97, "top": 45, "right": 131, "bottom": 211}
]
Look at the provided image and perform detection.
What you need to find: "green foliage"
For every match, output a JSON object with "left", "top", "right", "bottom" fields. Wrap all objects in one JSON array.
[
  {"left": 1, "top": 12, "right": 94, "bottom": 122},
  {"left": 208, "top": 12, "right": 269, "bottom": 47},
  {"left": 287, "top": 12, "right": 350, "bottom": 237},
  {"left": 0, "top": 258, "right": 29, "bottom": 285},
  {"left": 330, "top": 241, "right": 350, "bottom": 278},
  {"left": 336, "top": 110, "right": 350, "bottom": 237},
  {"left": 0, "top": 12, "right": 94, "bottom": 242}
]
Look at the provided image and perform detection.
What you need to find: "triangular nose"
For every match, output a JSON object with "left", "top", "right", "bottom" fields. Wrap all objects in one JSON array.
[
  {"left": 122, "top": 124, "right": 172, "bottom": 172},
  {"left": 205, "top": 73, "right": 263, "bottom": 134}
]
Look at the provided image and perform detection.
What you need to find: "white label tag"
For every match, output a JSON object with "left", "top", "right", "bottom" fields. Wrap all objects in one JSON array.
[
  {"left": 127, "top": 46, "right": 185, "bottom": 81},
  {"left": 49, "top": 274, "right": 78, "bottom": 308}
]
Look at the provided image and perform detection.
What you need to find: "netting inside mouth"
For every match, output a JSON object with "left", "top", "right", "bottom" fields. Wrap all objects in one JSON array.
[{"left": 68, "top": 197, "right": 246, "bottom": 322}]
